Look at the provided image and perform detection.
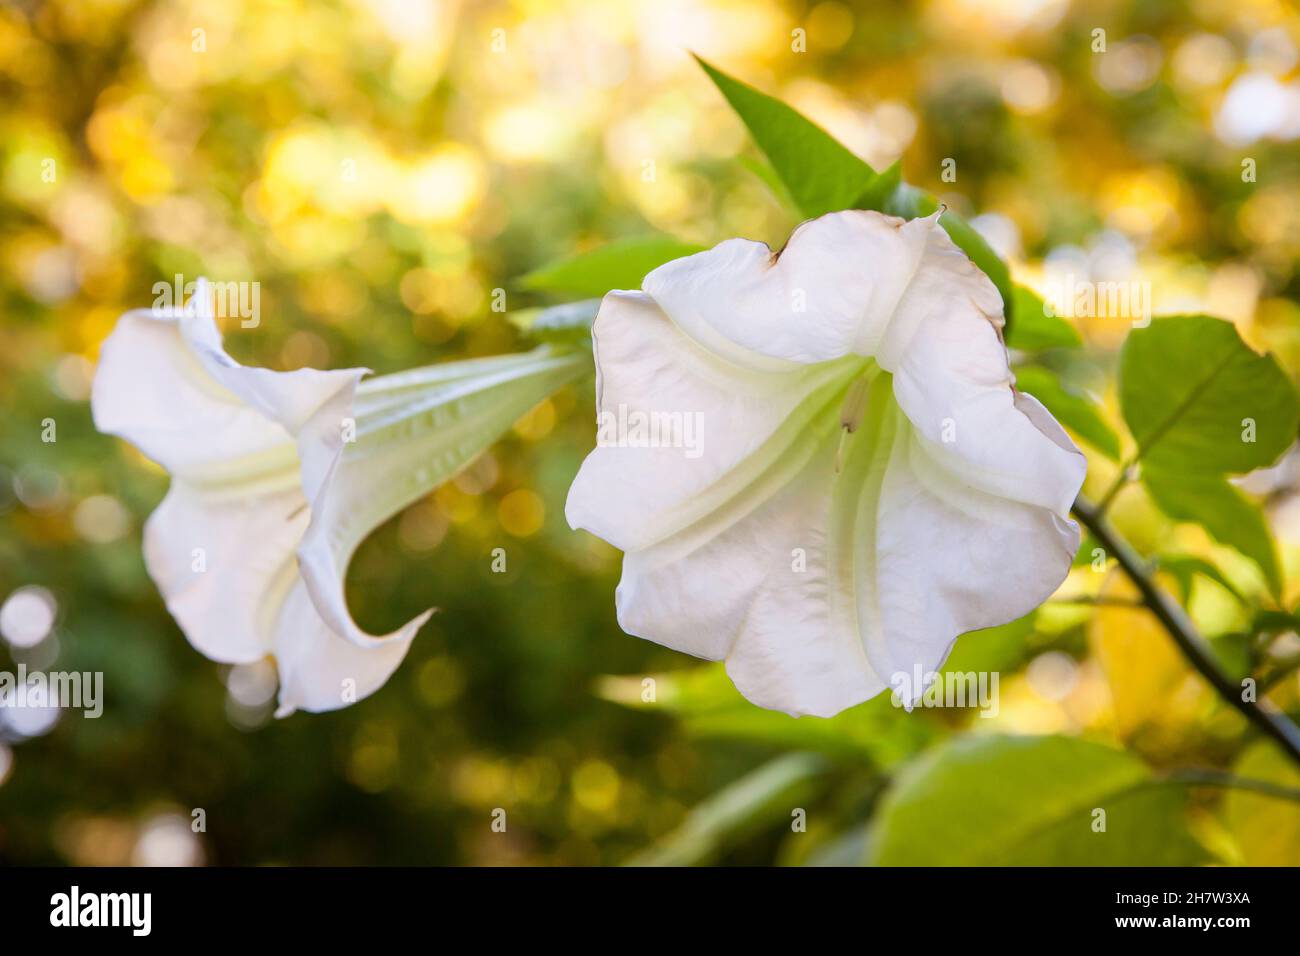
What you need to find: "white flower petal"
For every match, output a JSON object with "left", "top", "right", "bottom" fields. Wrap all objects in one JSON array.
[
  {"left": 872, "top": 450, "right": 1079, "bottom": 685},
  {"left": 92, "top": 308, "right": 298, "bottom": 483},
  {"left": 616, "top": 429, "right": 886, "bottom": 718},
  {"left": 642, "top": 211, "right": 934, "bottom": 367},
  {"left": 272, "top": 581, "right": 430, "bottom": 717},
  {"left": 143, "top": 485, "right": 306, "bottom": 664},
  {"left": 884, "top": 226, "right": 1085, "bottom": 515},
  {"left": 839, "top": 375, "right": 1080, "bottom": 696},
  {"left": 569, "top": 210, "right": 1086, "bottom": 717},
  {"left": 611, "top": 372, "right": 1078, "bottom": 717},
  {"left": 565, "top": 291, "right": 858, "bottom": 553}
]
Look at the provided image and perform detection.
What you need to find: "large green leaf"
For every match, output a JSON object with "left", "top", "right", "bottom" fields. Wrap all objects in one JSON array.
[
  {"left": 870, "top": 735, "right": 1207, "bottom": 865},
  {"left": 1119, "top": 315, "right": 1299, "bottom": 473},
  {"left": 518, "top": 235, "right": 704, "bottom": 298},
  {"left": 1118, "top": 316, "right": 1296, "bottom": 596},
  {"left": 696, "top": 55, "right": 878, "bottom": 219},
  {"left": 1015, "top": 365, "right": 1120, "bottom": 460},
  {"left": 626, "top": 753, "right": 827, "bottom": 866},
  {"left": 1142, "top": 468, "right": 1281, "bottom": 595}
]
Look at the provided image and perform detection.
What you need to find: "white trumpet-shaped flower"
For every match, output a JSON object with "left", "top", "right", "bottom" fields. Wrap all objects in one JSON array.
[
  {"left": 566, "top": 211, "right": 1087, "bottom": 718},
  {"left": 93, "top": 280, "right": 585, "bottom": 716}
]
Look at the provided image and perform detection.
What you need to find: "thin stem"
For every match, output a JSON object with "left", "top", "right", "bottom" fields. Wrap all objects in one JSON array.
[
  {"left": 1072, "top": 493, "right": 1300, "bottom": 769},
  {"left": 1260, "top": 653, "right": 1300, "bottom": 692},
  {"left": 1162, "top": 768, "right": 1300, "bottom": 804}
]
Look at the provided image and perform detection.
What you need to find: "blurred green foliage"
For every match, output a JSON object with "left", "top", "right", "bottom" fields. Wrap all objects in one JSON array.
[{"left": 3, "top": 0, "right": 1300, "bottom": 866}]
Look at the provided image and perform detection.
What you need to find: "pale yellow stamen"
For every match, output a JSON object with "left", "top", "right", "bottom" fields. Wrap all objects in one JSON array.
[{"left": 835, "top": 375, "right": 873, "bottom": 473}]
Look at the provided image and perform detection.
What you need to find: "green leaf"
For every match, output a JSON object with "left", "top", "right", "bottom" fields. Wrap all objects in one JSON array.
[
  {"left": 1142, "top": 468, "right": 1282, "bottom": 597},
  {"left": 1209, "top": 631, "right": 1253, "bottom": 682},
  {"left": 518, "top": 235, "right": 704, "bottom": 298},
  {"left": 1119, "top": 315, "right": 1299, "bottom": 474},
  {"left": 870, "top": 735, "right": 1207, "bottom": 865},
  {"left": 625, "top": 753, "right": 827, "bottom": 866},
  {"left": 853, "top": 159, "right": 902, "bottom": 212},
  {"left": 598, "top": 664, "right": 935, "bottom": 767},
  {"left": 694, "top": 59, "right": 1033, "bottom": 338},
  {"left": 1006, "top": 285, "right": 1083, "bottom": 351},
  {"left": 695, "top": 55, "right": 878, "bottom": 219},
  {"left": 1155, "top": 554, "right": 1247, "bottom": 605},
  {"left": 506, "top": 299, "right": 600, "bottom": 343},
  {"left": 1252, "top": 607, "right": 1300, "bottom": 636},
  {"left": 1119, "top": 316, "right": 1296, "bottom": 598},
  {"left": 737, "top": 155, "right": 799, "bottom": 213},
  {"left": 1014, "top": 365, "right": 1120, "bottom": 459}
]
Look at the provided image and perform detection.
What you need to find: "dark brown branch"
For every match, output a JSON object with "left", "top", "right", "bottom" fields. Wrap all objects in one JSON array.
[{"left": 1072, "top": 493, "right": 1300, "bottom": 768}]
